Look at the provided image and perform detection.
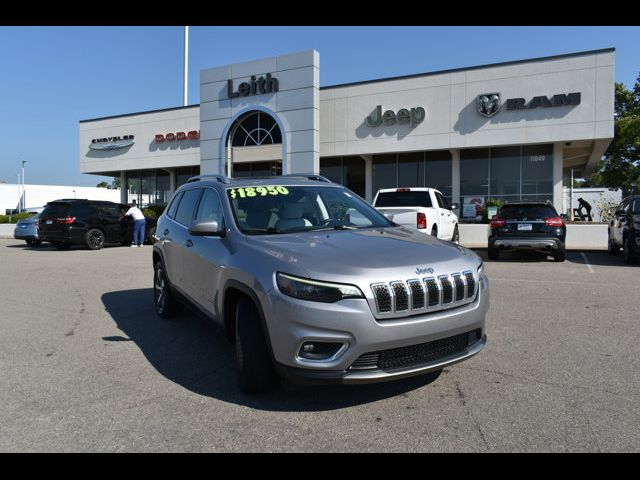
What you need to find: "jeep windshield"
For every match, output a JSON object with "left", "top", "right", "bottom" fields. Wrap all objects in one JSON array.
[{"left": 227, "top": 185, "right": 393, "bottom": 235}]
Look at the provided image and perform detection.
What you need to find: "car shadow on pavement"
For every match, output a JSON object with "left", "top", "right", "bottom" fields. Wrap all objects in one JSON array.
[
  {"left": 5, "top": 243, "right": 132, "bottom": 251},
  {"left": 101, "top": 289, "right": 438, "bottom": 412}
]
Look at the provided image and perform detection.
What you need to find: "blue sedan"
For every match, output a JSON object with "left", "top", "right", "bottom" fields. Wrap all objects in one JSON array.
[{"left": 14, "top": 213, "right": 42, "bottom": 246}]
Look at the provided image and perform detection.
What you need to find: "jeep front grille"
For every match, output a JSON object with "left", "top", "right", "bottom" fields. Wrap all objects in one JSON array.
[
  {"left": 370, "top": 271, "right": 478, "bottom": 318},
  {"left": 350, "top": 329, "right": 481, "bottom": 371}
]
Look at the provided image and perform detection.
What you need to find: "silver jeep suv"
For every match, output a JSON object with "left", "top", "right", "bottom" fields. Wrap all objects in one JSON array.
[{"left": 152, "top": 174, "right": 489, "bottom": 393}]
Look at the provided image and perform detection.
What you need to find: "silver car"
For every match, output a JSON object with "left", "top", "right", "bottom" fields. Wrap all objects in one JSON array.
[
  {"left": 152, "top": 175, "right": 489, "bottom": 393},
  {"left": 14, "top": 212, "right": 42, "bottom": 246}
]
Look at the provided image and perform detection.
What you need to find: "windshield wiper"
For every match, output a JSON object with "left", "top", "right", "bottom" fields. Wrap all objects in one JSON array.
[{"left": 242, "top": 227, "right": 281, "bottom": 235}]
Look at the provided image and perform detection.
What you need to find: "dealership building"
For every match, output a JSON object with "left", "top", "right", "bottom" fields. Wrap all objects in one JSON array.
[{"left": 79, "top": 48, "right": 615, "bottom": 219}]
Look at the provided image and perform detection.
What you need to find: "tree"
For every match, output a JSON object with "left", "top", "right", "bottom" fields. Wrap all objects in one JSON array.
[
  {"left": 96, "top": 181, "right": 109, "bottom": 188},
  {"left": 589, "top": 76, "right": 640, "bottom": 195},
  {"left": 111, "top": 177, "right": 121, "bottom": 190}
]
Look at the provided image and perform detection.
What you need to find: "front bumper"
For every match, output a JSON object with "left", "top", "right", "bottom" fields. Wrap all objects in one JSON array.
[
  {"left": 262, "top": 273, "right": 489, "bottom": 385},
  {"left": 276, "top": 334, "right": 486, "bottom": 385}
]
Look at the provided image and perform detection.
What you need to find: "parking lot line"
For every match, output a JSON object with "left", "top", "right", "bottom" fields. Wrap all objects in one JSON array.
[{"left": 580, "top": 252, "right": 595, "bottom": 274}]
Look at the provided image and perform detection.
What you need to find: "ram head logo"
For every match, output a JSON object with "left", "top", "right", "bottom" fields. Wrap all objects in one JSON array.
[{"left": 477, "top": 93, "right": 501, "bottom": 118}]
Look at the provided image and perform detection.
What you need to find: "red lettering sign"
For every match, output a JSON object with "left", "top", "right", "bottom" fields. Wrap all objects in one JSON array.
[{"left": 154, "top": 130, "right": 200, "bottom": 143}]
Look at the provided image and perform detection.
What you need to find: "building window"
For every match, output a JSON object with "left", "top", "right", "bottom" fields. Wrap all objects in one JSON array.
[
  {"left": 460, "top": 144, "right": 554, "bottom": 214},
  {"left": 230, "top": 111, "right": 282, "bottom": 147},
  {"left": 372, "top": 150, "right": 452, "bottom": 202},
  {"left": 489, "top": 146, "right": 521, "bottom": 203},
  {"left": 521, "top": 144, "right": 553, "bottom": 202},
  {"left": 319, "top": 156, "right": 365, "bottom": 198},
  {"left": 156, "top": 170, "right": 170, "bottom": 206},
  {"left": 397, "top": 152, "right": 424, "bottom": 188},
  {"left": 425, "top": 150, "right": 452, "bottom": 202},
  {"left": 176, "top": 166, "right": 200, "bottom": 188},
  {"left": 372, "top": 153, "right": 398, "bottom": 195},
  {"left": 460, "top": 148, "right": 489, "bottom": 199}
]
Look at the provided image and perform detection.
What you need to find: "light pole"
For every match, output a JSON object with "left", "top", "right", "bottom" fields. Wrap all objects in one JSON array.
[
  {"left": 21, "top": 160, "right": 27, "bottom": 211},
  {"left": 17, "top": 174, "right": 21, "bottom": 214}
]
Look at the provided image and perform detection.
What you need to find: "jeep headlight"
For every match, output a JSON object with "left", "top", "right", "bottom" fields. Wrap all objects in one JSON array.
[{"left": 276, "top": 272, "right": 364, "bottom": 303}]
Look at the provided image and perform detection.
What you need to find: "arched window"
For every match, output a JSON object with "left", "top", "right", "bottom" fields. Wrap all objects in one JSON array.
[{"left": 230, "top": 111, "right": 282, "bottom": 147}]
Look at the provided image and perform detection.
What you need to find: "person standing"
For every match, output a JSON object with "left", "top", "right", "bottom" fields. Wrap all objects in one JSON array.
[{"left": 125, "top": 200, "right": 146, "bottom": 247}]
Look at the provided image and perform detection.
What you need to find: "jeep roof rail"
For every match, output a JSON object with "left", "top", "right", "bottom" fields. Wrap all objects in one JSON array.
[
  {"left": 281, "top": 173, "right": 332, "bottom": 183},
  {"left": 187, "top": 174, "right": 230, "bottom": 184}
]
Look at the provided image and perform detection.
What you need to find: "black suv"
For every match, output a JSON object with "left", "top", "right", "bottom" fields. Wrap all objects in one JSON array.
[
  {"left": 488, "top": 201, "right": 566, "bottom": 262},
  {"left": 608, "top": 195, "right": 640, "bottom": 263},
  {"left": 38, "top": 199, "right": 158, "bottom": 250}
]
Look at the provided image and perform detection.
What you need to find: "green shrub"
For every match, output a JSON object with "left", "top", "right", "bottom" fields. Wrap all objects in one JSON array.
[
  {"left": 0, "top": 212, "right": 33, "bottom": 224},
  {"left": 481, "top": 199, "right": 505, "bottom": 223},
  {"left": 142, "top": 204, "right": 166, "bottom": 219}
]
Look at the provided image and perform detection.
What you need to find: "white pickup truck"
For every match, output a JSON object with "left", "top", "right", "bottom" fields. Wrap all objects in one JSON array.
[{"left": 373, "top": 187, "right": 460, "bottom": 243}]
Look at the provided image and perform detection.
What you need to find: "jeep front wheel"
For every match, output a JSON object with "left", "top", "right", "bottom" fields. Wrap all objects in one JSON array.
[{"left": 235, "top": 297, "right": 277, "bottom": 393}]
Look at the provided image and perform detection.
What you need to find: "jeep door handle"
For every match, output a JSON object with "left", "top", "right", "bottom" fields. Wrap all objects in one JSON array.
[{"left": 185, "top": 239, "right": 193, "bottom": 247}]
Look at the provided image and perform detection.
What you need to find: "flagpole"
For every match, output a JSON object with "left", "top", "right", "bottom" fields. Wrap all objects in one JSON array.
[{"left": 183, "top": 26, "right": 189, "bottom": 106}]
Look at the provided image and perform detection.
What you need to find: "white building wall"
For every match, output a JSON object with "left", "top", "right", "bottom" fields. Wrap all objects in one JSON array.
[
  {"left": 80, "top": 106, "right": 200, "bottom": 174},
  {"left": 0, "top": 184, "right": 121, "bottom": 213},
  {"left": 319, "top": 50, "right": 615, "bottom": 157},
  {"left": 199, "top": 50, "right": 320, "bottom": 175}
]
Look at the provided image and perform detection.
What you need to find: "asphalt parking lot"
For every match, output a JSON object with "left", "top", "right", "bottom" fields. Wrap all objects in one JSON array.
[{"left": 1, "top": 238, "right": 639, "bottom": 452}]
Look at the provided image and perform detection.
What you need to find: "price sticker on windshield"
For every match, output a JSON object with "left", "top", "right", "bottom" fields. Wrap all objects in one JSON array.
[{"left": 228, "top": 186, "right": 290, "bottom": 199}]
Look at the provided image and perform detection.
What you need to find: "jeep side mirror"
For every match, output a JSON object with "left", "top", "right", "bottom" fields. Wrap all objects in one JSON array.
[
  {"left": 451, "top": 203, "right": 460, "bottom": 211},
  {"left": 189, "top": 219, "right": 225, "bottom": 237}
]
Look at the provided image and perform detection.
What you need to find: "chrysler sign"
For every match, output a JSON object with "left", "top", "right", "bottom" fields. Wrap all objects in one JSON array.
[{"left": 90, "top": 135, "right": 135, "bottom": 150}]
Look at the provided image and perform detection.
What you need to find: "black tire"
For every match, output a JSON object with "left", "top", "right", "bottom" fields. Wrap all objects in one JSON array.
[
  {"left": 623, "top": 237, "right": 636, "bottom": 264},
  {"left": 85, "top": 228, "right": 105, "bottom": 250},
  {"left": 451, "top": 225, "right": 459, "bottom": 244},
  {"left": 431, "top": 226, "right": 438, "bottom": 238},
  {"left": 553, "top": 249, "right": 566, "bottom": 262},
  {"left": 31, "top": 239, "right": 42, "bottom": 247},
  {"left": 25, "top": 239, "right": 35, "bottom": 246},
  {"left": 608, "top": 234, "right": 620, "bottom": 255},
  {"left": 235, "top": 297, "right": 277, "bottom": 394},
  {"left": 153, "top": 260, "right": 179, "bottom": 318},
  {"left": 488, "top": 247, "right": 499, "bottom": 260}
]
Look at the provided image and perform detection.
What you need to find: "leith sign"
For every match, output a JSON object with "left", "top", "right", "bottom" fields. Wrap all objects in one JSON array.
[{"left": 227, "top": 73, "right": 279, "bottom": 98}]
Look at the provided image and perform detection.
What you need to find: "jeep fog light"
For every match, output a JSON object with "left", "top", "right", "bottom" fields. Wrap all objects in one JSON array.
[
  {"left": 276, "top": 272, "right": 364, "bottom": 303},
  {"left": 299, "top": 342, "right": 345, "bottom": 360}
]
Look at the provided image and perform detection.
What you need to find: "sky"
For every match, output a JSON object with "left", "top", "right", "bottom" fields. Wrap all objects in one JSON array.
[{"left": 0, "top": 26, "right": 638, "bottom": 187}]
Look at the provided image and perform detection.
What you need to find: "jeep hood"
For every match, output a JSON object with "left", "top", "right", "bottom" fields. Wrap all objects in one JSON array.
[{"left": 246, "top": 226, "right": 479, "bottom": 282}]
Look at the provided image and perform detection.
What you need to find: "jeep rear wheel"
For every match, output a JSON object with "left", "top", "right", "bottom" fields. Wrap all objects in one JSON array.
[
  {"left": 235, "top": 297, "right": 277, "bottom": 393},
  {"left": 86, "top": 228, "right": 105, "bottom": 250}
]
